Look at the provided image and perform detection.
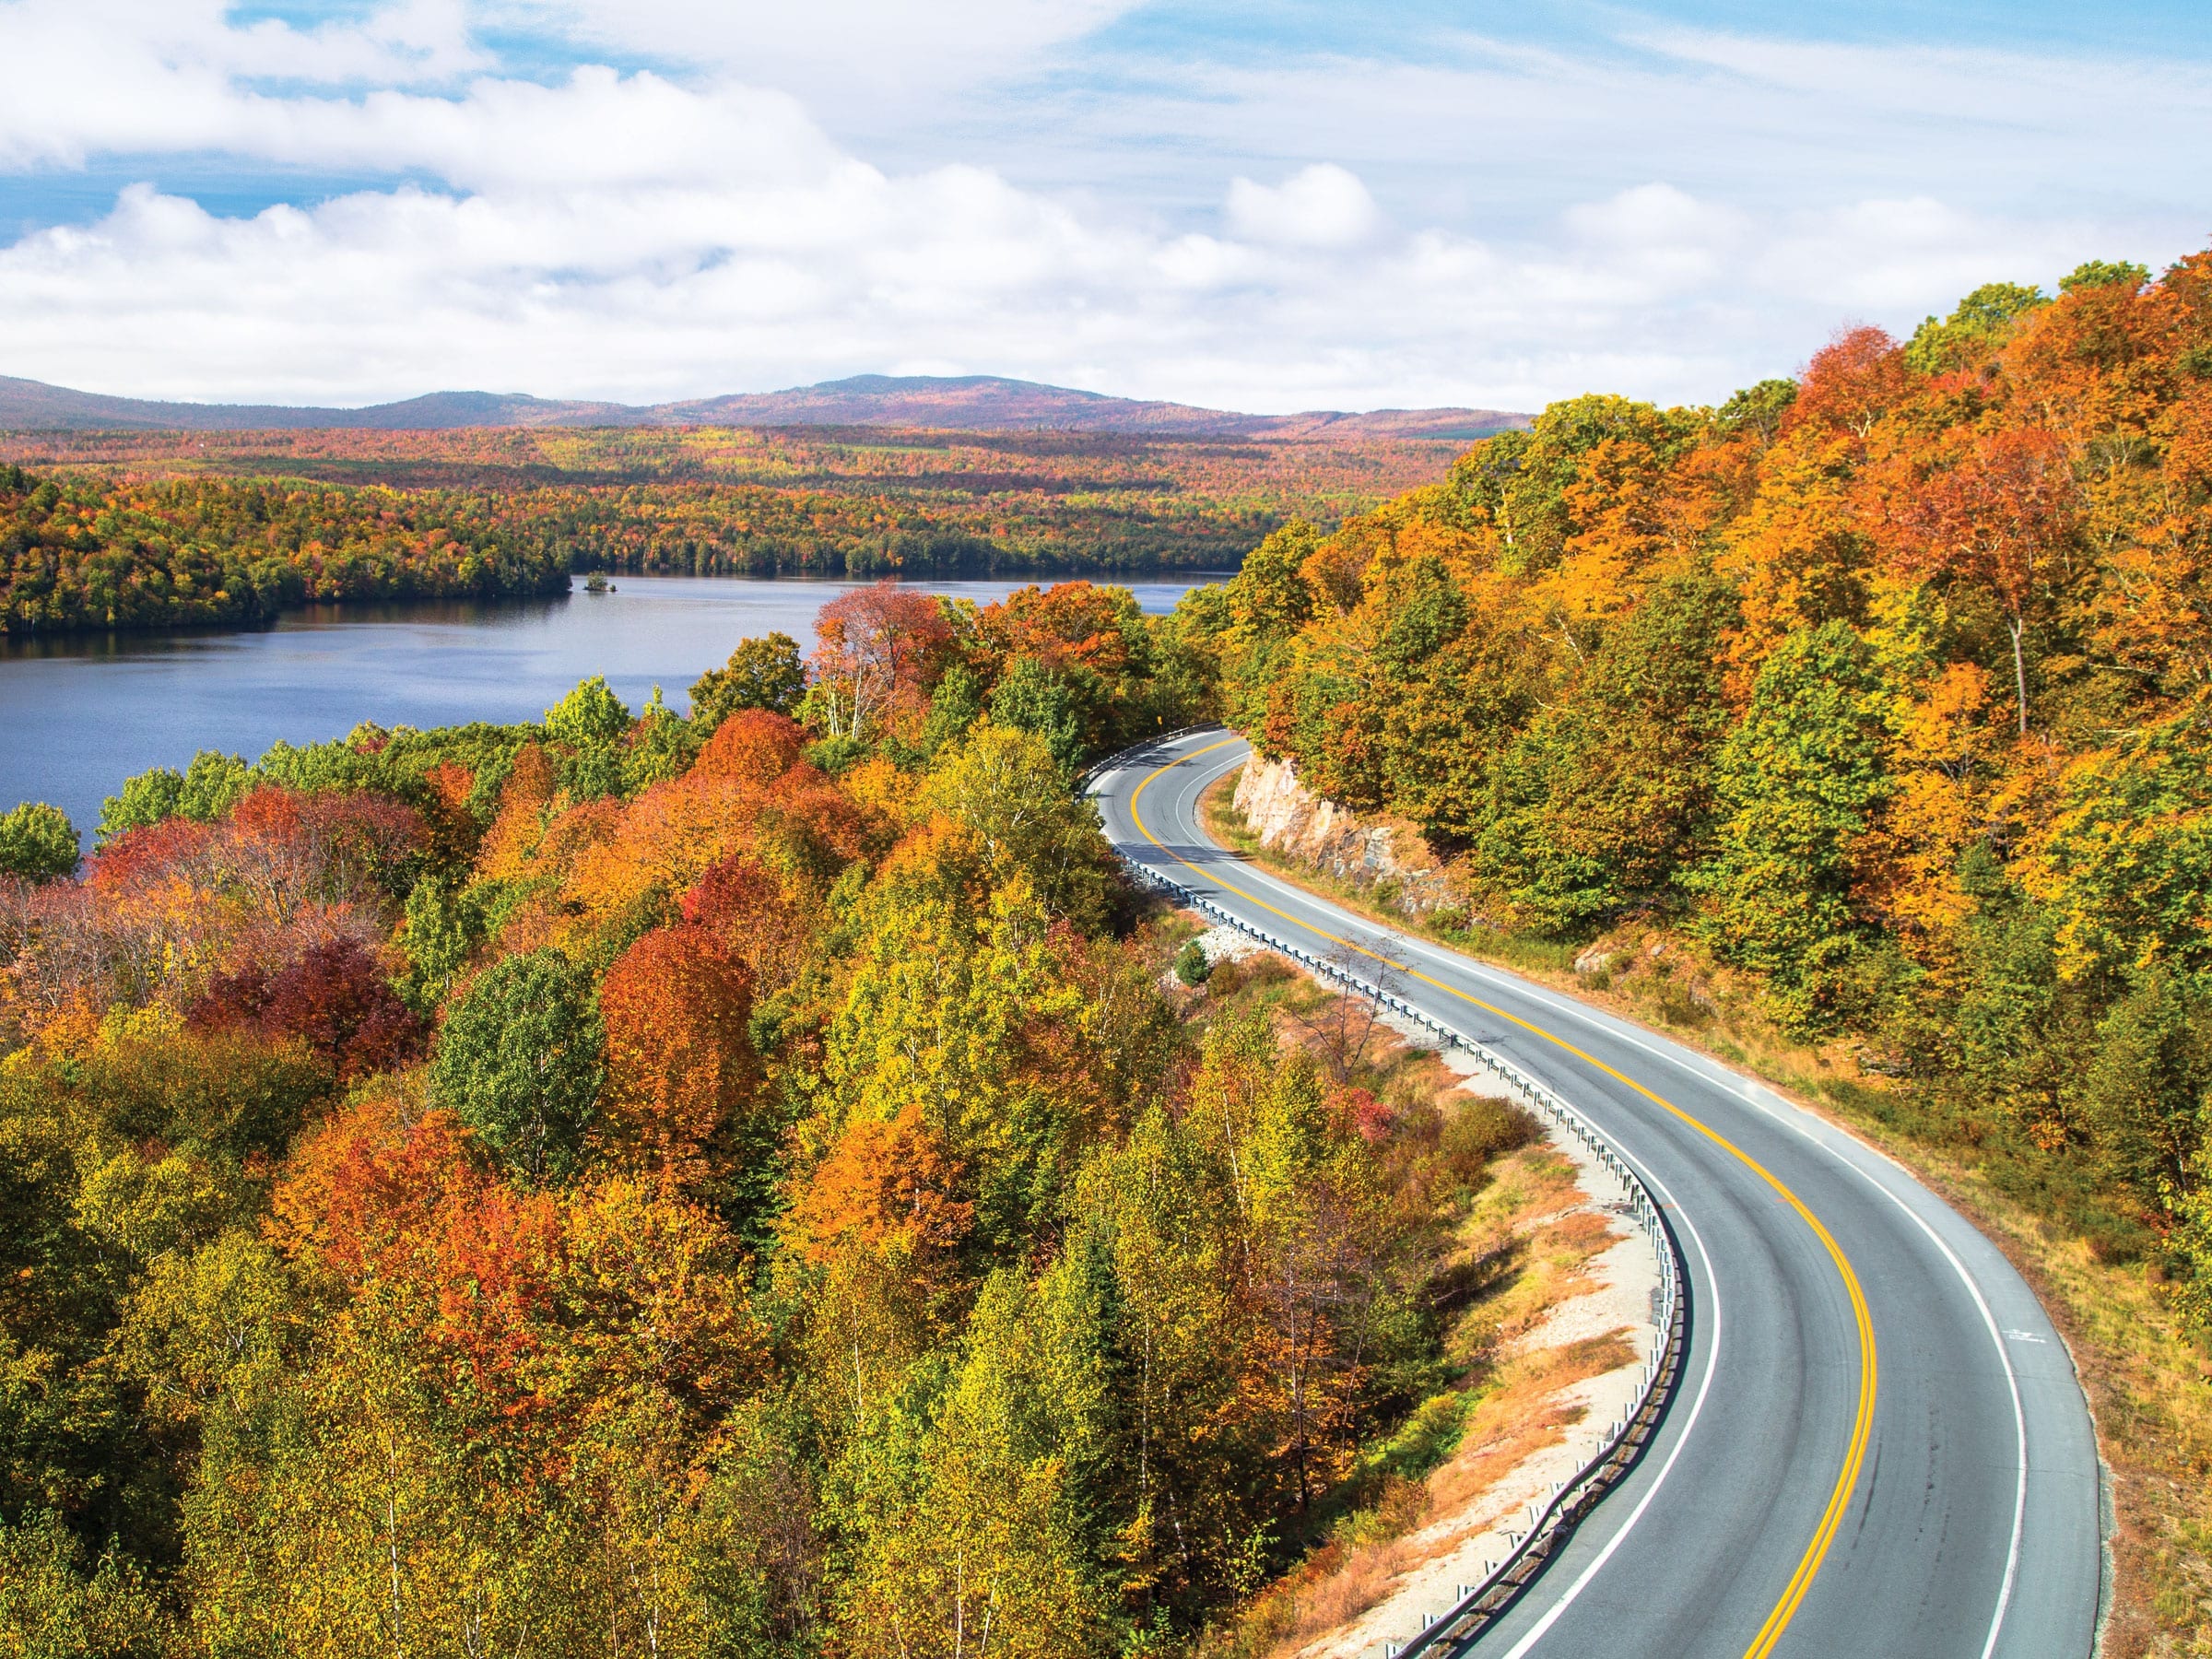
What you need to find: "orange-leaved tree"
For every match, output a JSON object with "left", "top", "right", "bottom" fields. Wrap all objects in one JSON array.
[
  {"left": 597, "top": 924, "right": 759, "bottom": 1191},
  {"left": 1785, "top": 324, "right": 1912, "bottom": 442},
  {"left": 678, "top": 854, "right": 815, "bottom": 995},
  {"left": 1878, "top": 424, "right": 2077, "bottom": 735},
  {"left": 693, "top": 708, "right": 806, "bottom": 785}
]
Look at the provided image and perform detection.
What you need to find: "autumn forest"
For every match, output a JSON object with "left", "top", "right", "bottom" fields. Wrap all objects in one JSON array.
[
  {"left": 6, "top": 246, "right": 2212, "bottom": 1653},
  {"left": 0, "top": 428, "right": 1465, "bottom": 634}
]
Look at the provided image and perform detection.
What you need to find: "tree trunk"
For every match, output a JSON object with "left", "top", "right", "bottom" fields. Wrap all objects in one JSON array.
[{"left": 2007, "top": 613, "right": 2030, "bottom": 736}]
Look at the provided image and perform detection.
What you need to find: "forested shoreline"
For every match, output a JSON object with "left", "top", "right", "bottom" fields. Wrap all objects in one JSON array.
[
  {"left": 0, "top": 576, "right": 1539, "bottom": 1653},
  {"left": 0, "top": 468, "right": 571, "bottom": 633},
  {"left": 0, "top": 428, "right": 1460, "bottom": 634},
  {"left": 6, "top": 242, "right": 2212, "bottom": 1653}
]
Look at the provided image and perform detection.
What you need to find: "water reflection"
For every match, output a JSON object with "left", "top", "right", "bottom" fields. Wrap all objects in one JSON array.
[{"left": 0, "top": 571, "right": 1221, "bottom": 838}]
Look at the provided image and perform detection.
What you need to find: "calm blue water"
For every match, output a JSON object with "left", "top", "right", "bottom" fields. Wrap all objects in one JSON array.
[{"left": 0, "top": 572, "right": 1220, "bottom": 841}]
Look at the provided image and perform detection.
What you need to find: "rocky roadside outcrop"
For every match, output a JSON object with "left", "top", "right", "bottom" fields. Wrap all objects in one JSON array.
[{"left": 1230, "top": 753, "right": 1456, "bottom": 912}]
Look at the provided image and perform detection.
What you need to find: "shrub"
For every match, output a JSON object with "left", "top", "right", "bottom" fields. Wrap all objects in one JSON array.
[
  {"left": 1441, "top": 1093, "right": 1540, "bottom": 1182},
  {"left": 0, "top": 802, "right": 77, "bottom": 881}
]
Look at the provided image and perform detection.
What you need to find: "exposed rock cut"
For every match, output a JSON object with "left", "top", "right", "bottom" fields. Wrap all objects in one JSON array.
[{"left": 1230, "top": 754, "right": 1454, "bottom": 911}]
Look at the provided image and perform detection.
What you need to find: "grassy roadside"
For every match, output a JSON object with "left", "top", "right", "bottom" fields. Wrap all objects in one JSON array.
[
  {"left": 1197, "top": 767, "right": 2212, "bottom": 1657},
  {"left": 1223, "top": 1151, "right": 1633, "bottom": 1659},
  {"left": 1161, "top": 933, "right": 1644, "bottom": 1658}
]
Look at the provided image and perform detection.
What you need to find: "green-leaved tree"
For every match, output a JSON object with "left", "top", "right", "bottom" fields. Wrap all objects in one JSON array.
[
  {"left": 0, "top": 802, "right": 78, "bottom": 881},
  {"left": 1695, "top": 622, "right": 1890, "bottom": 1032},
  {"left": 429, "top": 948, "right": 604, "bottom": 1185},
  {"left": 688, "top": 633, "right": 806, "bottom": 734},
  {"left": 543, "top": 676, "right": 631, "bottom": 749}
]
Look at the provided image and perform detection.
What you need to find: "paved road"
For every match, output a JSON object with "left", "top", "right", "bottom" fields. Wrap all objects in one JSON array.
[{"left": 1090, "top": 729, "right": 2104, "bottom": 1659}]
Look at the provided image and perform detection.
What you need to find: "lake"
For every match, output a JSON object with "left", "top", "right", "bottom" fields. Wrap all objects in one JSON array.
[{"left": 0, "top": 572, "right": 1221, "bottom": 842}]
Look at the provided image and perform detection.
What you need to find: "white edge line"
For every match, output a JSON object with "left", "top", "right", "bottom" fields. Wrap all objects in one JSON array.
[
  {"left": 1150, "top": 735, "right": 2030, "bottom": 1658},
  {"left": 1866, "top": 1169, "right": 2029, "bottom": 1659},
  {"left": 1495, "top": 1148, "right": 1721, "bottom": 1659},
  {"left": 1406, "top": 942, "right": 2031, "bottom": 1659}
]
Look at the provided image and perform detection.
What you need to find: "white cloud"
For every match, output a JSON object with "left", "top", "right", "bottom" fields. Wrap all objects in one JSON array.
[
  {"left": 0, "top": 3, "right": 2206, "bottom": 411},
  {"left": 997, "top": 26, "right": 2212, "bottom": 230},
  {"left": 1747, "top": 196, "right": 2079, "bottom": 315},
  {"left": 1564, "top": 183, "right": 1742, "bottom": 251},
  {"left": 0, "top": 0, "right": 493, "bottom": 168},
  {"left": 1225, "top": 164, "right": 1384, "bottom": 250},
  {"left": 0, "top": 152, "right": 2128, "bottom": 415},
  {"left": 1558, "top": 183, "right": 1747, "bottom": 297},
  {"left": 0, "top": 22, "right": 837, "bottom": 192}
]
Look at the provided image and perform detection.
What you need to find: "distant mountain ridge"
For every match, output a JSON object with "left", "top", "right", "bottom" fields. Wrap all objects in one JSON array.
[{"left": 0, "top": 372, "right": 1524, "bottom": 441}]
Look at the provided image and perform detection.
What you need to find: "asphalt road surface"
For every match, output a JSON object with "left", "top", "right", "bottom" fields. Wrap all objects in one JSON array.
[{"left": 1090, "top": 729, "right": 2104, "bottom": 1659}]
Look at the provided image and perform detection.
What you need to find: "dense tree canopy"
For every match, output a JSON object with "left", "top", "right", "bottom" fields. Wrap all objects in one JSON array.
[
  {"left": 0, "top": 567, "right": 1491, "bottom": 1654},
  {"left": 10, "top": 241, "right": 2212, "bottom": 1651},
  {"left": 0, "top": 427, "right": 1471, "bottom": 635},
  {"left": 1199, "top": 244, "right": 2212, "bottom": 1340},
  {"left": 0, "top": 470, "right": 568, "bottom": 633}
]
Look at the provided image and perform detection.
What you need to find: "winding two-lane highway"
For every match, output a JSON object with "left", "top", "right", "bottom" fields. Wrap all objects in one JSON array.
[{"left": 1091, "top": 729, "right": 2104, "bottom": 1658}]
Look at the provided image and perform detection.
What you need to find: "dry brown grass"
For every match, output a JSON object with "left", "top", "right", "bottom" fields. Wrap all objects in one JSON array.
[
  {"left": 1217, "top": 1135, "right": 1640, "bottom": 1659},
  {"left": 1422, "top": 1331, "right": 1636, "bottom": 1526}
]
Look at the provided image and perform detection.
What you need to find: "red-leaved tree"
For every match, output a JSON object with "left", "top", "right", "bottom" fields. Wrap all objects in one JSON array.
[
  {"left": 809, "top": 582, "right": 952, "bottom": 742},
  {"left": 189, "top": 935, "right": 424, "bottom": 1080}
]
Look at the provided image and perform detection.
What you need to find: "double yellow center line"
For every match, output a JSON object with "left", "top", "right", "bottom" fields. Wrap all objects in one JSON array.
[{"left": 1128, "top": 740, "right": 1877, "bottom": 1657}]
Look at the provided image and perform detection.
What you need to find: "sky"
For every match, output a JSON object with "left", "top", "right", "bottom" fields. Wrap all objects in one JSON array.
[{"left": 0, "top": 0, "right": 2206, "bottom": 415}]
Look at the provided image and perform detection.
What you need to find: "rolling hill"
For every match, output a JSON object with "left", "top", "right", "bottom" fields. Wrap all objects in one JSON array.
[{"left": 0, "top": 371, "right": 1524, "bottom": 440}]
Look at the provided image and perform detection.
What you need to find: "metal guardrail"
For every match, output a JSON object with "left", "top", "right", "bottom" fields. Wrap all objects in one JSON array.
[
  {"left": 1075, "top": 724, "right": 1217, "bottom": 795},
  {"left": 1089, "top": 735, "right": 1688, "bottom": 1657}
]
